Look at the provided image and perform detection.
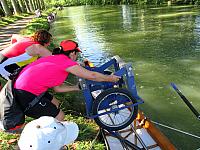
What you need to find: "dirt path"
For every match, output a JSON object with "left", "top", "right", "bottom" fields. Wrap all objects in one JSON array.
[{"left": 0, "top": 16, "right": 34, "bottom": 50}]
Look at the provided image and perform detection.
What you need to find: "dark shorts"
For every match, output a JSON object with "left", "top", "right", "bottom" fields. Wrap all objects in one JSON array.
[
  {"left": 14, "top": 89, "right": 60, "bottom": 119},
  {"left": 0, "top": 53, "right": 8, "bottom": 64},
  {"left": 5, "top": 63, "right": 20, "bottom": 74}
]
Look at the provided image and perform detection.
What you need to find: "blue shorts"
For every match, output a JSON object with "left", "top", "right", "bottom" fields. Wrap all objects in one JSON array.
[{"left": 14, "top": 89, "right": 60, "bottom": 119}]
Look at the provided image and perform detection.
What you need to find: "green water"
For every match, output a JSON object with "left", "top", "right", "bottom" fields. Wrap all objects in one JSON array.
[{"left": 51, "top": 5, "right": 200, "bottom": 149}]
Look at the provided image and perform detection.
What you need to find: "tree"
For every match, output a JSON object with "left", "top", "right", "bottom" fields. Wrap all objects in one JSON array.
[
  {"left": 40, "top": 0, "right": 45, "bottom": 9},
  {"left": 0, "top": 0, "right": 12, "bottom": 16},
  {"left": 28, "top": 0, "right": 34, "bottom": 11},
  {"left": 36, "top": 0, "right": 42, "bottom": 10},
  {"left": 31, "top": 0, "right": 36, "bottom": 10},
  {"left": 24, "top": 0, "right": 31, "bottom": 12},
  {"left": 18, "top": 0, "right": 26, "bottom": 13},
  {"left": 10, "top": 0, "right": 21, "bottom": 14},
  {"left": 33, "top": 0, "right": 38, "bottom": 9}
]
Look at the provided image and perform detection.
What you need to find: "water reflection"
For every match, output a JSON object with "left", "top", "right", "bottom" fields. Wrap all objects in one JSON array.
[
  {"left": 122, "top": 5, "right": 133, "bottom": 31},
  {"left": 194, "top": 16, "right": 200, "bottom": 52},
  {"left": 52, "top": 5, "right": 200, "bottom": 149},
  {"left": 66, "top": 7, "right": 111, "bottom": 66}
]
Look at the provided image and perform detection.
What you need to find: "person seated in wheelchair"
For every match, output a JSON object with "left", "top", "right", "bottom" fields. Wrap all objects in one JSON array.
[{"left": 12, "top": 39, "right": 120, "bottom": 126}]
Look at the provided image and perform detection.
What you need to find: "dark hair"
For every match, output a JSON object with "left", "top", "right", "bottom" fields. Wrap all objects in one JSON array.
[
  {"left": 32, "top": 30, "right": 52, "bottom": 46},
  {"left": 52, "top": 46, "right": 79, "bottom": 56}
]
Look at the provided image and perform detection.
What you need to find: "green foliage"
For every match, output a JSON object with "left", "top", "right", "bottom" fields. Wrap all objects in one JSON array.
[
  {"left": 0, "top": 8, "right": 4, "bottom": 16},
  {"left": 0, "top": 132, "right": 19, "bottom": 150},
  {"left": 43, "top": 8, "right": 57, "bottom": 16},
  {"left": 2, "top": 15, "right": 23, "bottom": 22},
  {"left": 64, "top": 115, "right": 105, "bottom": 150},
  {"left": 43, "top": 0, "right": 67, "bottom": 8},
  {"left": 0, "top": 14, "right": 31, "bottom": 28},
  {"left": 195, "top": 0, "right": 200, "bottom": 4},
  {"left": 42, "top": 0, "right": 200, "bottom": 6},
  {"left": 75, "top": 141, "right": 105, "bottom": 150},
  {"left": 20, "top": 17, "right": 50, "bottom": 35}
]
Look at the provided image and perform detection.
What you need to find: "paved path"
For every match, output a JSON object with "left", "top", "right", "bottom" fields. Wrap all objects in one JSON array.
[{"left": 0, "top": 16, "right": 34, "bottom": 50}]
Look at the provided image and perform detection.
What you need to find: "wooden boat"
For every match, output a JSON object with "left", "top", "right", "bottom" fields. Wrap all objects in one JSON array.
[{"left": 101, "top": 110, "right": 176, "bottom": 150}]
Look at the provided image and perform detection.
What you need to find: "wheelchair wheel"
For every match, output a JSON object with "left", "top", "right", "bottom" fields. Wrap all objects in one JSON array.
[{"left": 93, "top": 88, "right": 138, "bottom": 131}]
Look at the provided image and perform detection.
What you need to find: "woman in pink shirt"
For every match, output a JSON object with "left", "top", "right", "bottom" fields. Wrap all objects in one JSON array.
[{"left": 14, "top": 40, "right": 120, "bottom": 123}]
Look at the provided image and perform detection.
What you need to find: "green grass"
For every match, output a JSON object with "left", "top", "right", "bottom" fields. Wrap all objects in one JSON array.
[
  {"left": 0, "top": 132, "right": 19, "bottom": 150},
  {"left": 20, "top": 18, "right": 50, "bottom": 35},
  {"left": 20, "top": 8, "right": 57, "bottom": 35},
  {"left": 0, "top": 13, "right": 31, "bottom": 28}
]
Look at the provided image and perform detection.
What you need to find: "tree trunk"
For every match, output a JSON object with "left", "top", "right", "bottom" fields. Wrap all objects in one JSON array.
[
  {"left": 11, "top": 0, "right": 21, "bottom": 15},
  {"left": 18, "top": 0, "right": 26, "bottom": 13},
  {"left": 36, "top": 0, "right": 40, "bottom": 9},
  {"left": 40, "top": 0, "right": 45, "bottom": 9},
  {"left": 24, "top": 0, "right": 31, "bottom": 12},
  {"left": 0, "top": 0, "right": 12, "bottom": 16},
  {"left": 28, "top": 0, "right": 34, "bottom": 12},
  {"left": 37, "top": 0, "right": 42, "bottom": 10},
  {"left": 31, "top": 0, "right": 36, "bottom": 10},
  {"left": 33, "top": 0, "right": 37, "bottom": 9}
]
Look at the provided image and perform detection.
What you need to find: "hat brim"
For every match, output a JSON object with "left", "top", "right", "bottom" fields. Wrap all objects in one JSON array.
[
  {"left": 76, "top": 47, "right": 82, "bottom": 52},
  {"left": 62, "top": 122, "right": 79, "bottom": 145}
]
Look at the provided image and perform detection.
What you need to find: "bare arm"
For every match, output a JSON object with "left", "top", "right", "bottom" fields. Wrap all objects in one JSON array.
[
  {"left": 26, "top": 44, "right": 52, "bottom": 57},
  {"left": 53, "top": 83, "right": 79, "bottom": 93},
  {"left": 66, "top": 65, "right": 120, "bottom": 82}
]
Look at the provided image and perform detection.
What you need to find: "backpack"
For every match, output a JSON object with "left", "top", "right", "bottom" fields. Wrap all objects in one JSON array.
[
  {"left": 0, "top": 80, "right": 25, "bottom": 130},
  {"left": 0, "top": 67, "right": 45, "bottom": 130}
]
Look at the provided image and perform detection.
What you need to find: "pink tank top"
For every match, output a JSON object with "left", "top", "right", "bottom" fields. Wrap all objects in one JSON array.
[
  {"left": 14, "top": 54, "right": 78, "bottom": 95},
  {"left": 2, "top": 39, "right": 38, "bottom": 58}
]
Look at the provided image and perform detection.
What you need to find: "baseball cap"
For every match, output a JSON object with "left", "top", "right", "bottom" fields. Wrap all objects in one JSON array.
[
  {"left": 18, "top": 116, "right": 79, "bottom": 150},
  {"left": 60, "top": 40, "right": 82, "bottom": 52}
]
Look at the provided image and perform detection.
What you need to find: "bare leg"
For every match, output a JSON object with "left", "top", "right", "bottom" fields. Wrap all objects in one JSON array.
[
  {"left": 51, "top": 97, "right": 60, "bottom": 108},
  {"left": 51, "top": 97, "right": 65, "bottom": 121},
  {"left": 55, "top": 110, "right": 65, "bottom": 121}
]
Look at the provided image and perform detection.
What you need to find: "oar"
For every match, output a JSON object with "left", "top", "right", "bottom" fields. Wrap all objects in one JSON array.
[{"left": 171, "top": 83, "right": 200, "bottom": 120}]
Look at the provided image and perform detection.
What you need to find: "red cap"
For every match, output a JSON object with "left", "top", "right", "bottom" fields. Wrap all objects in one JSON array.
[{"left": 60, "top": 40, "right": 81, "bottom": 52}]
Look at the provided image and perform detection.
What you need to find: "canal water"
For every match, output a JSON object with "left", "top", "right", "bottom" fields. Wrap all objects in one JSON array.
[{"left": 51, "top": 5, "right": 200, "bottom": 149}]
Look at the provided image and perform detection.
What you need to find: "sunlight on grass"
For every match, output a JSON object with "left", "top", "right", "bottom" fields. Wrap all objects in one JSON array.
[{"left": 0, "top": 14, "right": 29, "bottom": 28}]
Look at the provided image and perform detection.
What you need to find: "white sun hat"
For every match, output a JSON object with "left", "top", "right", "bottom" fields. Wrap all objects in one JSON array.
[{"left": 18, "top": 116, "right": 79, "bottom": 150}]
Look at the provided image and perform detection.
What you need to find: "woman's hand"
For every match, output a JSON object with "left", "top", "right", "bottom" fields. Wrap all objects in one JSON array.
[
  {"left": 67, "top": 65, "right": 122, "bottom": 82},
  {"left": 107, "top": 74, "right": 121, "bottom": 82}
]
